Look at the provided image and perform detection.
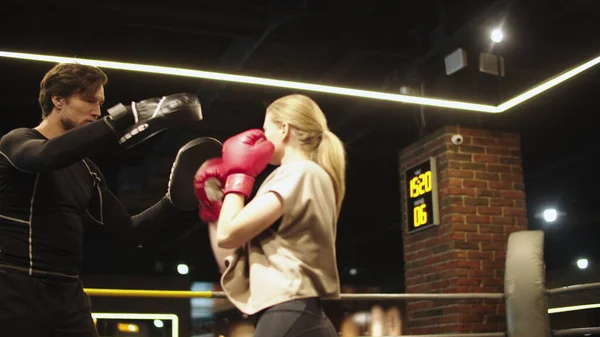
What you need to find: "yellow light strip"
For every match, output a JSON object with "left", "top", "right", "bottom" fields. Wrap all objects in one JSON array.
[
  {"left": 548, "top": 303, "right": 600, "bottom": 314},
  {"left": 0, "top": 51, "right": 598, "bottom": 114},
  {"left": 0, "top": 51, "right": 497, "bottom": 113},
  {"left": 497, "top": 55, "right": 600, "bottom": 112},
  {"left": 85, "top": 287, "right": 213, "bottom": 298},
  {"left": 92, "top": 312, "right": 179, "bottom": 337}
]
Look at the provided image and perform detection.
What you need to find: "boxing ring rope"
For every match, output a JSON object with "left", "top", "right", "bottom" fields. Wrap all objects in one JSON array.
[
  {"left": 82, "top": 281, "right": 600, "bottom": 299},
  {"left": 372, "top": 334, "right": 505, "bottom": 337},
  {"left": 83, "top": 288, "right": 504, "bottom": 301},
  {"left": 382, "top": 330, "right": 600, "bottom": 337},
  {"left": 552, "top": 328, "right": 600, "bottom": 336},
  {"left": 83, "top": 231, "right": 600, "bottom": 337},
  {"left": 546, "top": 281, "right": 600, "bottom": 295},
  {"left": 83, "top": 284, "right": 600, "bottom": 337},
  {"left": 84, "top": 288, "right": 218, "bottom": 299}
]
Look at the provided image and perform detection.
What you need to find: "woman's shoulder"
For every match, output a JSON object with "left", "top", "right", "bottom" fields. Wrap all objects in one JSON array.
[
  {"left": 259, "top": 160, "right": 324, "bottom": 185},
  {"left": 274, "top": 160, "right": 327, "bottom": 178}
]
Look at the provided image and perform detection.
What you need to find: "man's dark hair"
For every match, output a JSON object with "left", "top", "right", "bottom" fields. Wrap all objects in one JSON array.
[{"left": 38, "top": 63, "right": 108, "bottom": 119}]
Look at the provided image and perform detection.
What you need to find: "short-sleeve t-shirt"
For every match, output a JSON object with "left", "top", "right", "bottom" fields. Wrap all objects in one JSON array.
[{"left": 220, "top": 159, "right": 340, "bottom": 315}]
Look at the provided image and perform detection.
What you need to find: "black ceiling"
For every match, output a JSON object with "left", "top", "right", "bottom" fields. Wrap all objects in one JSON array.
[{"left": 1, "top": 0, "right": 599, "bottom": 286}]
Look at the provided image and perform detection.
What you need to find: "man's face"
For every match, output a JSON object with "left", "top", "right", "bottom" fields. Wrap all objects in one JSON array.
[{"left": 54, "top": 85, "right": 105, "bottom": 130}]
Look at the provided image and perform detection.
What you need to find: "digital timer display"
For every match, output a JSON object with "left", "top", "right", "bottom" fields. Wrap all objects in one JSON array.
[{"left": 405, "top": 157, "right": 440, "bottom": 233}]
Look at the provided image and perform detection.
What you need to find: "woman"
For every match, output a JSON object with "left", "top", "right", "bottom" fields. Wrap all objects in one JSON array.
[{"left": 194, "top": 94, "right": 346, "bottom": 336}]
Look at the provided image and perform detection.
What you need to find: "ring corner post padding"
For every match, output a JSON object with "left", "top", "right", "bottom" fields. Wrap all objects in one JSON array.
[{"left": 504, "top": 230, "right": 550, "bottom": 337}]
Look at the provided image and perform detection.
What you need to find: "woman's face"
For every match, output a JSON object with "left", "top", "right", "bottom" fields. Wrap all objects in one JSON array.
[{"left": 263, "top": 113, "right": 286, "bottom": 165}]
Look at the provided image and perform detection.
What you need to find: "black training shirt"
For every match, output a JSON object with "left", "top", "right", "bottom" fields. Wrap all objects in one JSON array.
[{"left": 0, "top": 117, "right": 196, "bottom": 278}]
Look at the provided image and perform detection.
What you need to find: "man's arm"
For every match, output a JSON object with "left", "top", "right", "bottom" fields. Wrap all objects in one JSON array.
[
  {"left": 0, "top": 92, "right": 204, "bottom": 173},
  {"left": 0, "top": 118, "right": 118, "bottom": 173},
  {"left": 86, "top": 161, "right": 200, "bottom": 248}
]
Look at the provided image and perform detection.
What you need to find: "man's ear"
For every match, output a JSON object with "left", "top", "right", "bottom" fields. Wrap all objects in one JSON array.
[{"left": 51, "top": 95, "right": 63, "bottom": 110}]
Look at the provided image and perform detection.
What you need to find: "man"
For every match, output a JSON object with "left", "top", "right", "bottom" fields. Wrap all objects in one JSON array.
[{"left": 0, "top": 63, "right": 206, "bottom": 336}]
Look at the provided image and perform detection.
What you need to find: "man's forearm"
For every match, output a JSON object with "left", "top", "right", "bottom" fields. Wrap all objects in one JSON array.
[
  {"left": 97, "top": 182, "right": 200, "bottom": 248},
  {"left": 129, "top": 197, "right": 200, "bottom": 247}
]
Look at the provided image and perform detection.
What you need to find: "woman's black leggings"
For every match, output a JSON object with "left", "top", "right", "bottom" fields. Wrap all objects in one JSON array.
[{"left": 253, "top": 297, "right": 337, "bottom": 337}]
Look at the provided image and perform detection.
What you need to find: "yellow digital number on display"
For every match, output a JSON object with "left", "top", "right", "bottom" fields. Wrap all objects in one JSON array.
[
  {"left": 409, "top": 171, "right": 433, "bottom": 198},
  {"left": 413, "top": 204, "right": 428, "bottom": 228}
]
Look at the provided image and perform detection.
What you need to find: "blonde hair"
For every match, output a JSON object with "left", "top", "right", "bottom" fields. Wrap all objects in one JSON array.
[{"left": 266, "top": 94, "right": 346, "bottom": 215}]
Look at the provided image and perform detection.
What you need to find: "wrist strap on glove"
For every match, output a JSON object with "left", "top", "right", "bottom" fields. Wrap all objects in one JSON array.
[
  {"left": 107, "top": 103, "right": 135, "bottom": 131},
  {"left": 223, "top": 174, "right": 255, "bottom": 198}
]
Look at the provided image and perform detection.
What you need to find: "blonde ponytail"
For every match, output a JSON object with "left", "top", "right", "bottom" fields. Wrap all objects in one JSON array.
[
  {"left": 312, "top": 130, "right": 346, "bottom": 216},
  {"left": 266, "top": 94, "right": 347, "bottom": 216}
]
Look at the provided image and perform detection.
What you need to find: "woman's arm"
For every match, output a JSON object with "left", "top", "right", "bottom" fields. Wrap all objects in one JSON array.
[
  {"left": 216, "top": 192, "right": 284, "bottom": 249},
  {"left": 207, "top": 222, "right": 237, "bottom": 272}
]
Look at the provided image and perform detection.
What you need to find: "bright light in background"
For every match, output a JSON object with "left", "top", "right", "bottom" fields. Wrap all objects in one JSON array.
[
  {"left": 0, "top": 51, "right": 599, "bottom": 114},
  {"left": 543, "top": 208, "right": 558, "bottom": 222},
  {"left": 349, "top": 268, "right": 358, "bottom": 276},
  {"left": 117, "top": 323, "right": 139, "bottom": 333},
  {"left": 153, "top": 319, "right": 164, "bottom": 328},
  {"left": 91, "top": 313, "right": 179, "bottom": 337},
  {"left": 352, "top": 312, "right": 370, "bottom": 325},
  {"left": 177, "top": 264, "right": 189, "bottom": 275},
  {"left": 577, "top": 258, "right": 589, "bottom": 269},
  {"left": 491, "top": 28, "right": 504, "bottom": 43},
  {"left": 0, "top": 51, "right": 496, "bottom": 113},
  {"left": 535, "top": 208, "right": 565, "bottom": 223}
]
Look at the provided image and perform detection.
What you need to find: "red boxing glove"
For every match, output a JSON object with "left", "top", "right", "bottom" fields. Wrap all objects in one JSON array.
[
  {"left": 222, "top": 129, "right": 274, "bottom": 198},
  {"left": 194, "top": 158, "right": 227, "bottom": 223}
]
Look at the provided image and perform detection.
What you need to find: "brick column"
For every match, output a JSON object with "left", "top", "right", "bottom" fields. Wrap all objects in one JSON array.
[{"left": 398, "top": 126, "right": 528, "bottom": 335}]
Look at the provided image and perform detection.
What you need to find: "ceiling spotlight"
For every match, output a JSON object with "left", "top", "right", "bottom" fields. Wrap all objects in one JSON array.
[
  {"left": 153, "top": 320, "right": 164, "bottom": 328},
  {"left": 491, "top": 28, "right": 504, "bottom": 43},
  {"left": 177, "top": 264, "right": 189, "bottom": 275},
  {"left": 534, "top": 208, "right": 565, "bottom": 223},
  {"left": 577, "top": 258, "right": 589, "bottom": 270},
  {"left": 543, "top": 209, "right": 558, "bottom": 222}
]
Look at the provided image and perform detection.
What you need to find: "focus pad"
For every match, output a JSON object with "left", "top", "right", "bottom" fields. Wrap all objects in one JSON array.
[{"left": 167, "top": 137, "right": 222, "bottom": 210}]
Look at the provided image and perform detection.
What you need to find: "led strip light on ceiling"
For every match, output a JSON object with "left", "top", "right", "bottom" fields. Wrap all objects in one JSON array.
[{"left": 0, "top": 51, "right": 598, "bottom": 114}]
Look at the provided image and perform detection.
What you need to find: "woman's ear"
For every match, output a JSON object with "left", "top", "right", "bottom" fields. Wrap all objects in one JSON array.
[{"left": 281, "top": 122, "right": 290, "bottom": 141}]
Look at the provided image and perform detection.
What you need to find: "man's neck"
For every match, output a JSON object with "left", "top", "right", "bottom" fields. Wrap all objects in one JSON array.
[{"left": 35, "top": 114, "right": 66, "bottom": 139}]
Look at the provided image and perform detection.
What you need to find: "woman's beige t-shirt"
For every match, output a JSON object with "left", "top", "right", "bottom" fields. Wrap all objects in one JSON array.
[{"left": 220, "top": 160, "right": 340, "bottom": 315}]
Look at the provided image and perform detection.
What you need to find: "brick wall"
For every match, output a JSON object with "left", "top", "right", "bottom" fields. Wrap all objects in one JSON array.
[{"left": 398, "top": 126, "right": 528, "bottom": 335}]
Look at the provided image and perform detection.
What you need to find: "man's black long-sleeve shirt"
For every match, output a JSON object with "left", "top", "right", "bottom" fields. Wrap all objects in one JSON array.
[{"left": 0, "top": 117, "right": 198, "bottom": 278}]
